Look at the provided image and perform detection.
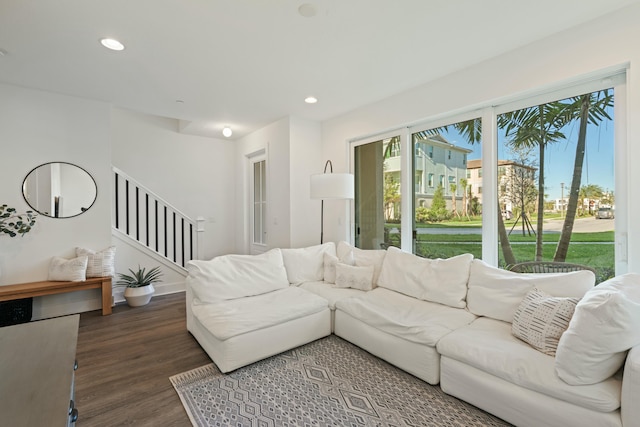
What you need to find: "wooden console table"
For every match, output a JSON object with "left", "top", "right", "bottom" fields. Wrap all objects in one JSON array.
[{"left": 0, "top": 277, "right": 112, "bottom": 315}]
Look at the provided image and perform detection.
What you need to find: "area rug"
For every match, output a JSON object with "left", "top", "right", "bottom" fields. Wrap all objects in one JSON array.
[{"left": 170, "top": 335, "right": 511, "bottom": 427}]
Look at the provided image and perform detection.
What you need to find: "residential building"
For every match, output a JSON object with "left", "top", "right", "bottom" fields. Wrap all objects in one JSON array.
[{"left": 467, "top": 159, "right": 537, "bottom": 214}]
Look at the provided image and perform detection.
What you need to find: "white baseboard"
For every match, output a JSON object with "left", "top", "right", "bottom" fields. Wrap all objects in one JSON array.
[{"left": 113, "top": 280, "right": 186, "bottom": 304}]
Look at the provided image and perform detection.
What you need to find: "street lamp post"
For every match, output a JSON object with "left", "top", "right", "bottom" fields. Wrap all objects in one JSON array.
[{"left": 560, "top": 182, "right": 565, "bottom": 218}]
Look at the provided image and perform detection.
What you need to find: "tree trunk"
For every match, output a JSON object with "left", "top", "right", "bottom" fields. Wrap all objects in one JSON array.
[
  {"left": 554, "top": 95, "right": 590, "bottom": 262},
  {"left": 498, "top": 202, "right": 517, "bottom": 266},
  {"left": 536, "top": 105, "right": 545, "bottom": 261}
]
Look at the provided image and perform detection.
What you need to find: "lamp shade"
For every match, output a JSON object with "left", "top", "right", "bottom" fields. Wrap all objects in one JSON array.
[{"left": 310, "top": 173, "right": 354, "bottom": 200}]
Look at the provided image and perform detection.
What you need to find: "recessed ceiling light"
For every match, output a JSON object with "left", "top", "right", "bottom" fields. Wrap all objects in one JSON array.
[
  {"left": 222, "top": 127, "right": 233, "bottom": 137},
  {"left": 305, "top": 96, "right": 318, "bottom": 104},
  {"left": 100, "top": 38, "right": 125, "bottom": 51},
  {"left": 298, "top": 3, "right": 317, "bottom": 18}
]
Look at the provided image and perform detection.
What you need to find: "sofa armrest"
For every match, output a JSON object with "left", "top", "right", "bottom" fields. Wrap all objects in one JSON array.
[{"left": 622, "top": 345, "right": 640, "bottom": 426}]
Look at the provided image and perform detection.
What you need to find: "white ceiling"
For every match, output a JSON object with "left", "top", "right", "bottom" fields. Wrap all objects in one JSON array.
[{"left": 1, "top": 0, "right": 638, "bottom": 139}]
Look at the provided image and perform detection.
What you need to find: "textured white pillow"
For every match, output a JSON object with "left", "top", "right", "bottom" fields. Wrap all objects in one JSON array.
[
  {"left": 335, "top": 263, "right": 375, "bottom": 291},
  {"left": 377, "top": 247, "right": 473, "bottom": 308},
  {"left": 281, "top": 242, "right": 336, "bottom": 284},
  {"left": 512, "top": 287, "right": 579, "bottom": 356},
  {"left": 555, "top": 273, "right": 640, "bottom": 385},
  {"left": 76, "top": 246, "right": 116, "bottom": 277},
  {"left": 186, "top": 248, "right": 289, "bottom": 303},
  {"left": 323, "top": 253, "right": 339, "bottom": 284},
  {"left": 48, "top": 255, "right": 88, "bottom": 282},
  {"left": 337, "top": 241, "right": 386, "bottom": 284},
  {"left": 467, "top": 260, "right": 595, "bottom": 322}
]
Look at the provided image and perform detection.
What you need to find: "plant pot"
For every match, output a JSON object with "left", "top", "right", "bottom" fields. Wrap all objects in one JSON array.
[{"left": 123, "top": 284, "right": 155, "bottom": 307}]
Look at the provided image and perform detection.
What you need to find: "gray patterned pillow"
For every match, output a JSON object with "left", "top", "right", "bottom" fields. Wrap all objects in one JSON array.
[
  {"left": 76, "top": 246, "right": 116, "bottom": 277},
  {"left": 512, "top": 287, "right": 579, "bottom": 356}
]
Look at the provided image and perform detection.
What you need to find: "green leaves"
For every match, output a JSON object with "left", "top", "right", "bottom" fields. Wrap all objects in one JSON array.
[
  {"left": 0, "top": 204, "right": 38, "bottom": 237},
  {"left": 115, "top": 265, "right": 163, "bottom": 288}
]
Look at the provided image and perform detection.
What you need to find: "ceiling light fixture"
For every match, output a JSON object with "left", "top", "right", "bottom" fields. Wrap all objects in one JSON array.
[
  {"left": 100, "top": 38, "right": 125, "bottom": 51},
  {"left": 305, "top": 96, "right": 318, "bottom": 104},
  {"left": 222, "top": 127, "right": 233, "bottom": 137},
  {"left": 298, "top": 3, "right": 317, "bottom": 18}
]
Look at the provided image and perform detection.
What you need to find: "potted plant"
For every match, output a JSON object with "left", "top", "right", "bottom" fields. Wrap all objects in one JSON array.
[
  {"left": 0, "top": 204, "right": 37, "bottom": 237},
  {"left": 115, "top": 266, "right": 163, "bottom": 307}
]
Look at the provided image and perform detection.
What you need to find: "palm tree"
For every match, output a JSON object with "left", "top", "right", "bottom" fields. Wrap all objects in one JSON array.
[
  {"left": 498, "top": 103, "right": 568, "bottom": 260},
  {"left": 579, "top": 184, "right": 604, "bottom": 215},
  {"left": 460, "top": 177, "right": 469, "bottom": 219},
  {"left": 450, "top": 183, "right": 458, "bottom": 217},
  {"left": 554, "top": 90, "right": 613, "bottom": 262}
]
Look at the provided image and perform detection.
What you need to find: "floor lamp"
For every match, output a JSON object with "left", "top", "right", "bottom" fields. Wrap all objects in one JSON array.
[{"left": 310, "top": 160, "right": 354, "bottom": 244}]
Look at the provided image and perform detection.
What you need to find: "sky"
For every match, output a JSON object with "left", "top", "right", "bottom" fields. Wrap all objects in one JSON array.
[{"left": 439, "top": 104, "right": 615, "bottom": 201}]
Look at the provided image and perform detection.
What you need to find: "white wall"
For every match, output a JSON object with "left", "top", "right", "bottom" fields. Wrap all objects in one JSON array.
[
  {"left": 235, "top": 117, "right": 291, "bottom": 252},
  {"left": 320, "top": 4, "right": 640, "bottom": 273},
  {"left": 111, "top": 108, "right": 237, "bottom": 261},
  {"left": 289, "top": 116, "right": 322, "bottom": 247},
  {"left": 0, "top": 83, "right": 112, "bottom": 319}
]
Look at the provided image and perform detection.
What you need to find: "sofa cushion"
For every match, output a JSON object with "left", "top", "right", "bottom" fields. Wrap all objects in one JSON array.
[
  {"left": 299, "top": 281, "right": 366, "bottom": 310},
  {"left": 555, "top": 273, "right": 640, "bottom": 385},
  {"left": 437, "top": 317, "right": 622, "bottom": 412},
  {"left": 191, "top": 287, "right": 328, "bottom": 340},
  {"left": 337, "top": 241, "right": 386, "bottom": 284},
  {"left": 281, "top": 242, "right": 336, "bottom": 284},
  {"left": 335, "top": 288, "right": 476, "bottom": 346},
  {"left": 335, "top": 263, "right": 375, "bottom": 291},
  {"left": 377, "top": 247, "right": 472, "bottom": 308},
  {"left": 512, "top": 287, "right": 579, "bottom": 356},
  {"left": 467, "top": 260, "right": 595, "bottom": 323},
  {"left": 186, "top": 248, "right": 289, "bottom": 303}
]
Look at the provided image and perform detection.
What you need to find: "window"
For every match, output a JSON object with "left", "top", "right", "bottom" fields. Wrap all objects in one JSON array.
[
  {"left": 496, "top": 88, "right": 616, "bottom": 280},
  {"left": 411, "top": 118, "right": 482, "bottom": 260},
  {"left": 354, "top": 135, "right": 402, "bottom": 249},
  {"left": 252, "top": 159, "right": 266, "bottom": 245}
]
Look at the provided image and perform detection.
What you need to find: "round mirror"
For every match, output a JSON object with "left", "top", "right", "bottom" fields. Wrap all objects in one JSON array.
[{"left": 22, "top": 162, "right": 97, "bottom": 218}]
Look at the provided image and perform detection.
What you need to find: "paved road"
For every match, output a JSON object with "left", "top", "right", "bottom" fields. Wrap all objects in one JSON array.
[{"left": 407, "top": 216, "right": 614, "bottom": 235}]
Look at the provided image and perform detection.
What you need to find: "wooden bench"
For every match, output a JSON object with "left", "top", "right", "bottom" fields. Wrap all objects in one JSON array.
[{"left": 0, "top": 277, "right": 112, "bottom": 315}]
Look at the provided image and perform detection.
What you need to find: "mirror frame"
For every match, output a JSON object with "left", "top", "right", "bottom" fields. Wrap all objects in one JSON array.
[{"left": 22, "top": 161, "right": 98, "bottom": 219}]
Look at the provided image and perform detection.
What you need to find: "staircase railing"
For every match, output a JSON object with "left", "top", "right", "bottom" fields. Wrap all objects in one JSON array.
[{"left": 112, "top": 166, "right": 198, "bottom": 268}]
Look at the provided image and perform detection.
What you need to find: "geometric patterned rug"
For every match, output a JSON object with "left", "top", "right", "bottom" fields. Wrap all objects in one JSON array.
[{"left": 170, "top": 335, "right": 512, "bottom": 427}]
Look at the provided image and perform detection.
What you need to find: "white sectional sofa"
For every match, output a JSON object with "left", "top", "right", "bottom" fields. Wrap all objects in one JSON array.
[{"left": 185, "top": 241, "right": 640, "bottom": 427}]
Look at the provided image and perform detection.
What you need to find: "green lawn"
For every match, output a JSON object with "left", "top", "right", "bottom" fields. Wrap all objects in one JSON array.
[{"left": 402, "top": 227, "right": 615, "bottom": 283}]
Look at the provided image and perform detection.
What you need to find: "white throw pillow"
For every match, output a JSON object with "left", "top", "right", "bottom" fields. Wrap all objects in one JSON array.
[
  {"left": 512, "top": 287, "right": 579, "bottom": 356},
  {"left": 337, "top": 241, "right": 386, "bottom": 285},
  {"left": 555, "top": 273, "right": 640, "bottom": 385},
  {"left": 335, "top": 263, "right": 375, "bottom": 291},
  {"left": 467, "top": 260, "right": 595, "bottom": 323},
  {"left": 377, "top": 247, "right": 473, "bottom": 308},
  {"left": 186, "top": 248, "right": 289, "bottom": 303},
  {"left": 281, "top": 242, "right": 336, "bottom": 284},
  {"left": 48, "top": 255, "right": 88, "bottom": 282},
  {"left": 76, "top": 246, "right": 116, "bottom": 277},
  {"left": 323, "top": 253, "right": 339, "bottom": 284}
]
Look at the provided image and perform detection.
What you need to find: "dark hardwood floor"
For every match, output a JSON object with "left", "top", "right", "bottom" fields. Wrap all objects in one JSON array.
[{"left": 75, "top": 292, "right": 210, "bottom": 426}]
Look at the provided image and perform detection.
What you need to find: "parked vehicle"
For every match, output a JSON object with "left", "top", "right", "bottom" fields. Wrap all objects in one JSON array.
[{"left": 596, "top": 207, "right": 614, "bottom": 219}]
